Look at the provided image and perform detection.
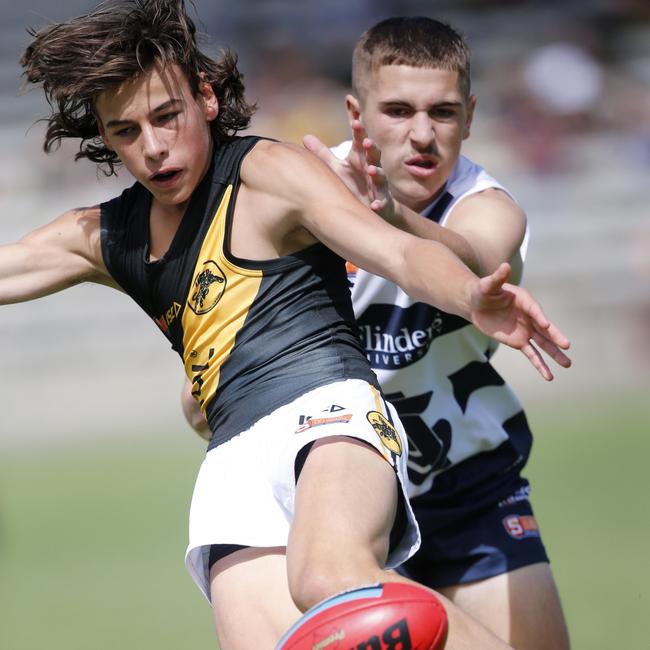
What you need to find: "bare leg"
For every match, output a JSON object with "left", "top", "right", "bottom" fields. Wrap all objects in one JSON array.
[
  {"left": 439, "top": 563, "right": 570, "bottom": 650},
  {"left": 287, "top": 436, "right": 514, "bottom": 649},
  {"left": 210, "top": 547, "right": 301, "bottom": 650}
]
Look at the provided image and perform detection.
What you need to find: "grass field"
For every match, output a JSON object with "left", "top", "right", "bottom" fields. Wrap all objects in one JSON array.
[{"left": 1, "top": 397, "right": 647, "bottom": 649}]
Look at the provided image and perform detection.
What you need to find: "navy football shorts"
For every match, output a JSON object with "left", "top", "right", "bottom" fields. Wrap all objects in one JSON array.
[{"left": 397, "top": 446, "right": 549, "bottom": 589}]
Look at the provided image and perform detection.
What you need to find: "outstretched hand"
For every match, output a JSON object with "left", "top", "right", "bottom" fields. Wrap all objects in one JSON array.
[
  {"left": 469, "top": 263, "right": 572, "bottom": 380},
  {"left": 303, "top": 120, "right": 394, "bottom": 218}
]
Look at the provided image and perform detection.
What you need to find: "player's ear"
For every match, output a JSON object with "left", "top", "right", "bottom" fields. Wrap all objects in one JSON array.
[
  {"left": 463, "top": 94, "right": 477, "bottom": 140},
  {"left": 345, "top": 94, "right": 362, "bottom": 125},
  {"left": 198, "top": 74, "right": 219, "bottom": 122}
]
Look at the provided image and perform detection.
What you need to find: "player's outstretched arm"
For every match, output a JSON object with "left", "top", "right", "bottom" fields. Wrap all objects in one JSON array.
[
  {"left": 0, "top": 207, "right": 115, "bottom": 305},
  {"left": 303, "top": 125, "right": 481, "bottom": 274},
  {"left": 242, "top": 141, "right": 571, "bottom": 379}
]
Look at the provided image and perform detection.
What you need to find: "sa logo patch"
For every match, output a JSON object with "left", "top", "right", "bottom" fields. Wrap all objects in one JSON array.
[
  {"left": 188, "top": 260, "right": 226, "bottom": 315},
  {"left": 367, "top": 411, "right": 402, "bottom": 456}
]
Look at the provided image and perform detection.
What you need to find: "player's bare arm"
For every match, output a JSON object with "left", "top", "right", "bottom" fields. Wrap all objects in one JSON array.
[
  {"left": 0, "top": 207, "right": 117, "bottom": 305},
  {"left": 240, "top": 140, "right": 570, "bottom": 379},
  {"left": 241, "top": 139, "right": 477, "bottom": 316},
  {"left": 302, "top": 128, "right": 482, "bottom": 274}
]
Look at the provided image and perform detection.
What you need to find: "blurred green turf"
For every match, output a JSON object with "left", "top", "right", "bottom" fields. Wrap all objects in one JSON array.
[{"left": 0, "top": 398, "right": 647, "bottom": 649}]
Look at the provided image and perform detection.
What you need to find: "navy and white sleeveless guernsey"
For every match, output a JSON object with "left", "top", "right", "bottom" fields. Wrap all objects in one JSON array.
[
  {"left": 332, "top": 143, "right": 533, "bottom": 498},
  {"left": 101, "top": 136, "right": 378, "bottom": 449}
]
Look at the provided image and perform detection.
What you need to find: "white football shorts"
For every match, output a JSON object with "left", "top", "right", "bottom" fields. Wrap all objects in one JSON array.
[{"left": 184, "top": 378, "right": 420, "bottom": 601}]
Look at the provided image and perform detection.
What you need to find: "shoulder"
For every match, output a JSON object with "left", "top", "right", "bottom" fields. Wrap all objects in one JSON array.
[
  {"left": 448, "top": 155, "right": 516, "bottom": 201},
  {"left": 25, "top": 205, "right": 102, "bottom": 241},
  {"left": 21, "top": 205, "right": 111, "bottom": 284},
  {"left": 451, "top": 189, "right": 526, "bottom": 231},
  {"left": 241, "top": 139, "right": 339, "bottom": 199},
  {"left": 244, "top": 139, "right": 319, "bottom": 171}
]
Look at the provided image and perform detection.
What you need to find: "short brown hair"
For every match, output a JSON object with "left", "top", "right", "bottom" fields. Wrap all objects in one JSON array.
[
  {"left": 20, "top": 0, "right": 256, "bottom": 176},
  {"left": 351, "top": 16, "right": 471, "bottom": 103}
]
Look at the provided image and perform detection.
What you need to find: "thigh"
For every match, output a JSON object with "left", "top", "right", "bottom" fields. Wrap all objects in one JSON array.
[
  {"left": 284, "top": 380, "right": 420, "bottom": 576},
  {"left": 289, "top": 436, "right": 399, "bottom": 574},
  {"left": 439, "top": 562, "right": 570, "bottom": 650},
  {"left": 210, "top": 547, "right": 301, "bottom": 650}
]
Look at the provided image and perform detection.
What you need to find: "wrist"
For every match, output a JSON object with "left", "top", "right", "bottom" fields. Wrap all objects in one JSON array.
[{"left": 461, "top": 274, "right": 479, "bottom": 322}]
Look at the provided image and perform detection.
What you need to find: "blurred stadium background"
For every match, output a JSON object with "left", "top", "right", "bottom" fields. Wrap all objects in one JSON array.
[{"left": 1, "top": 1, "right": 648, "bottom": 648}]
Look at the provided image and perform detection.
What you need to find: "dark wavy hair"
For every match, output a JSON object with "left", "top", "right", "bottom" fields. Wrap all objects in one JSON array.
[
  {"left": 352, "top": 16, "right": 471, "bottom": 103},
  {"left": 20, "top": 0, "right": 256, "bottom": 176}
]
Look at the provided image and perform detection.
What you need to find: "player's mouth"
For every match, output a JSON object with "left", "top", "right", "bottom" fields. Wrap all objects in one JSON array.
[
  {"left": 149, "top": 168, "right": 183, "bottom": 188},
  {"left": 404, "top": 156, "right": 438, "bottom": 178}
]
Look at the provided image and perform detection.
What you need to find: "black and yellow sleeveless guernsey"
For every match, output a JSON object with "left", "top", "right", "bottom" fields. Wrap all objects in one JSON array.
[{"left": 101, "top": 136, "right": 378, "bottom": 450}]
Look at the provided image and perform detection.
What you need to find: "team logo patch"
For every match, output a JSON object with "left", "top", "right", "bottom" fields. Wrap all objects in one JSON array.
[
  {"left": 367, "top": 411, "right": 402, "bottom": 456},
  {"left": 503, "top": 515, "right": 540, "bottom": 539},
  {"left": 188, "top": 260, "right": 226, "bottom": 315}
]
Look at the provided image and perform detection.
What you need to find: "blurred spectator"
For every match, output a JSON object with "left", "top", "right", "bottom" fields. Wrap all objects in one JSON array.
[{"left": 498, "top": 41, "right": 604, "bottom": 174}]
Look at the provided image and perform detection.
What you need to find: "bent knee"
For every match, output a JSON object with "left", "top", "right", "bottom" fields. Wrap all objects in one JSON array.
[
  {"left": 288, "top": 570, "right": 344, "bottom": 612},
  {"left": 289, "top": 566, "right": 376, "bottom": 612}
]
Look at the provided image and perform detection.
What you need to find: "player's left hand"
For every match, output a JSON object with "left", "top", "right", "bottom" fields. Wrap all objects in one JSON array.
[{"left": 469, "top": 263, "right": 572, "bottom": 380}]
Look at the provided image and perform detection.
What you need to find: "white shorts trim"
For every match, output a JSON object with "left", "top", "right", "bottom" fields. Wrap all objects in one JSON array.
[{"left": 184, "top": 379, "right": 420, "bottom": 601}]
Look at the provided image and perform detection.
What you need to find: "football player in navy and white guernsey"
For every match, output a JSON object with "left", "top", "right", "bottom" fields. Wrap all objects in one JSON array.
[
  {"left": 299, "top": 17, "right": 571, "bottom": 650},
  {"left": 3, "top": 2, "right": 571, "bottom": 648}
]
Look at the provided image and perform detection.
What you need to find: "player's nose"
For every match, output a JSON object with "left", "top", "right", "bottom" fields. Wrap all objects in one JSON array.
[
  {"left": 141, "top": 125, "right": 168, "bottom": 160},
  {"left": 409, "top": 113, "right": 435, "bottom": 148}
]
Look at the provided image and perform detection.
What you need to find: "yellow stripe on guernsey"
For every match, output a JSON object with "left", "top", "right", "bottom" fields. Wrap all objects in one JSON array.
[
  {"left": 370, "top": 384, "right": 384, "bottom": 413},
  {"left": 181, "top": 185, "right": 263, "bottom": 414}
]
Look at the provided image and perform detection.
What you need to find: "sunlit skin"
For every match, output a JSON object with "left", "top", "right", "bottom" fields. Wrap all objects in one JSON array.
[
  {"left": 348, "top": 65, "right": 476, "bottom": 213},
  {"left": 96, "top": 64, "right": 218, "bottom": 221}
]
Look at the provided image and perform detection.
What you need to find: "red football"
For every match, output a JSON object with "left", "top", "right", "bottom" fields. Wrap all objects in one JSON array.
[{"left": 276, "top": 582, "right": 448, "bottom": 649}]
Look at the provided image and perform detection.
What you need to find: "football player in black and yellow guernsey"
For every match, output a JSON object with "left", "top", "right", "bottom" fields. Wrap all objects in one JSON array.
[{"left": 2, "top": 2, "right": 570, "bottom": 649}]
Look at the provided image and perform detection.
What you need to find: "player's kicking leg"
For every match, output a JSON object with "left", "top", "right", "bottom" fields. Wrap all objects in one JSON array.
[{"left": 288, "top": 435, "right": 515, "bottom": 649}]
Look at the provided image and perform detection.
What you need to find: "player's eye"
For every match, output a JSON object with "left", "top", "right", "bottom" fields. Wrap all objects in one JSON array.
[
  {"left": 114, "top": 126, "right": 136, "bottom": 137},
  {"left": 431, "top": 107, "right": 457, "bottom": 119},
  {"left": 158, "top": 112, "right": 179, "bottom": 124},
  {"left": 385, "top": 106, "right": 410, "bottom": 118}
]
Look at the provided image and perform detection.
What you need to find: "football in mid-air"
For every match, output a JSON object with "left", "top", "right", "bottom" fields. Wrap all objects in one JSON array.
[{"left": 276, "top": 582, "right": 448, "bottom": 649}]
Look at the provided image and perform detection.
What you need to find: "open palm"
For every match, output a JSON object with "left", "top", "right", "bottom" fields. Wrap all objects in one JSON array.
[{"left": 470, "top": 263, "right": 571, "bottom": 380}]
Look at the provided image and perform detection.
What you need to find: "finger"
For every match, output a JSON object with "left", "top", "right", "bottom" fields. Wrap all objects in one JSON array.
[
  {"left": 368, "top": 165, "right": 389, "bottom": 203},
  {"left": 302, "top": 134, "right": 336, "bottom": 165},
  {"left": 536, "top": 321, "right": 571, "bottom": 350},
  {"left": 520, "top": 340, "right": 554, "bottom": 381},
  {"left": 351, "top": 119, "right": 367, "bottom": 153},
  {"left": 362, "top": 137, "right": 381, "bottom": 168},
  {"left": 531, "top": 330, "right": 572, "bottom": 368},
  {"left": 367, "top": 164, "right": 387, "bottom": 184},
  {"left": 518, "top": 294, "right": 551, "bottom": 331},
  {"left": 479, "top": 262, "right": 512, "bottom": 296}
]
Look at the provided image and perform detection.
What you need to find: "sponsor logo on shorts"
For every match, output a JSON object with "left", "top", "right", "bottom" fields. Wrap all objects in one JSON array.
[
  {"left": 295, "top": 414, "right": 353, "bottom": 433},
  {"left": 367, "top": 411, "right": 402, "bottom": 456},
  {"left": 295, "top": 405, "right": 351, "bottom": 433},
  {"left": 498, "top": 486, "right": 531, "bottom": 508},
  {"left": 188, "top": 260, "right": 226, "bottom": 315},
  {"left": 503, "top": 514, "right": 540, "bottom": 539}
]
